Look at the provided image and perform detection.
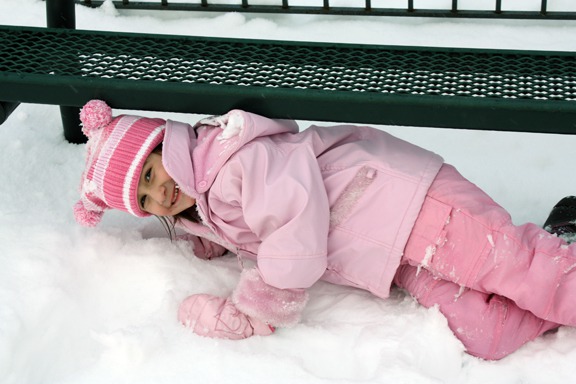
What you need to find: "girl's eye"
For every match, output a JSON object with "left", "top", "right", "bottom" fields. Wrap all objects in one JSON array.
[{"left": 139, "top": 167, "right": 152, "bottom": 210}]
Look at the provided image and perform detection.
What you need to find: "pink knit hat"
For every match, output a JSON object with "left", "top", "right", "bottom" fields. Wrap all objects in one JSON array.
[{"left": 74, "top": 100, "right": 166, "bottom": 226}]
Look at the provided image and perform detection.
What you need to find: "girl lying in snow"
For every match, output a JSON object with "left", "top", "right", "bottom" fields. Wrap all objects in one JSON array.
[{"left": 74, "top": 99, "right": 576, "bottom": 360}]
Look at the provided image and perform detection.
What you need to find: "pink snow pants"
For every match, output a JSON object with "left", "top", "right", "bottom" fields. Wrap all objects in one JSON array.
[{"left": 394, "top": 164, "right": 576, "bottom": 360}]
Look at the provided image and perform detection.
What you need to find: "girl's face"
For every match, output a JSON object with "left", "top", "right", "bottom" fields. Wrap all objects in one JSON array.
[{"left": 137, "top": 152, "right": 196, "bottom": 217}]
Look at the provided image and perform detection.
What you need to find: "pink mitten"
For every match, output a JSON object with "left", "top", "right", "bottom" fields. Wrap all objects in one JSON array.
[{"left": 178, "top": 294, "right": 274, "bottom": 340}]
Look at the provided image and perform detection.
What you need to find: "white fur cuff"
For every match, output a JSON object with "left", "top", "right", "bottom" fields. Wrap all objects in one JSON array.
[{"left": 231, "top": 268, "right": 309, "bottom": 328}]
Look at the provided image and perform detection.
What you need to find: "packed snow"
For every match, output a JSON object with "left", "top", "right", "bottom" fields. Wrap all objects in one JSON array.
[{"left": 1, "top": 1, "right": 576, "bottom": 383}]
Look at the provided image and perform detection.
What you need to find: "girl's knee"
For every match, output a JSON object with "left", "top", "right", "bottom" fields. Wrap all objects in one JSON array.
[
  {"left": 457, "top": 294, "right": 511, "bottom": 360},
  {"left": 394, "top": 264, "right": 558, "bottom": 360},
  {"left": 450, "top": 294, "right": 558, "bottom": 360}
]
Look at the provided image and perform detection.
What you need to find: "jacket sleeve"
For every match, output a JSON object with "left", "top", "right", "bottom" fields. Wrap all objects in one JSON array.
[{"left": 210, "top": 140, "right": 330, "bottom": 290}]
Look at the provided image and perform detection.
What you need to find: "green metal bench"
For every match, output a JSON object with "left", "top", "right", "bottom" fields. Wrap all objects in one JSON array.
[{"left": 1, "top": 2, "right": 575, "bottom": 143}]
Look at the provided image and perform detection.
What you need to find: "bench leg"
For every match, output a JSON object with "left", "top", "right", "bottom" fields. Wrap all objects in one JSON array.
[
  {"left": 60, "top": 106, "right": 85, "bottom": 144},
  {"left": 46, "top": 0, "right": 85, "bottom": 143},
  {"left": 46, "top": 0, "right": 75, "bottom": 29},
  {"left": 0, "top": 102, "right": 20, "bottom": 125}
]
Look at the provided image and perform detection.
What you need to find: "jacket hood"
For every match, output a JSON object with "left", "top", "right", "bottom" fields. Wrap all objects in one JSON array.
[{"left": 162, "top": 110, "right": 299, "bottom": 199}]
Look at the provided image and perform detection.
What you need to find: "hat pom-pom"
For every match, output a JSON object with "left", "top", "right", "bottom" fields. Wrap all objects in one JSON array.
[
  {"left": 80, "top": 100, "right": 113, "bottom": 137},
  {"left": 73, "top": 201, "right": 103, "bottom": 227}
]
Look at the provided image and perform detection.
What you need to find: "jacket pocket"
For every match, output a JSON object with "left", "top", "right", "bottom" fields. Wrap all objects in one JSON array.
[{"left": 403, "top": 196, "right": 453, "bottom": 267}]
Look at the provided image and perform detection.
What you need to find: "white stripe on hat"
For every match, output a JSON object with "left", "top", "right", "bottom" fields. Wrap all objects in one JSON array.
[
  {"left": 93, "top": 115, "right": 139, "bottom": 200},
  {"left": 123, "top": 125, "right": 165, "bottom": 216}
]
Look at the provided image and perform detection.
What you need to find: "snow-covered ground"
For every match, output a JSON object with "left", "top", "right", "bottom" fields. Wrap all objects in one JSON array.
[{"left": 1, "top": 1, "right": 576, "bottom": 383}]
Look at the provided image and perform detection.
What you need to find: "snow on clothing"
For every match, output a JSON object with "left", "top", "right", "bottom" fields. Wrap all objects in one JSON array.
[
  {"left": 395, "top": 164, "right": 562, "bottom": 360},
  {"left": 163, "top": 110, "right": 443, "bottom": 297},
  {"left": 165, "top": 110, "right": 576, "bottom": 360}
]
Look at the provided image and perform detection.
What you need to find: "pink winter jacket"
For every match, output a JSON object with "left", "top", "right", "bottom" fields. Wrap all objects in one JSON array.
[{"left": 163, "top": 110, "right": 443, "bottom": 300}]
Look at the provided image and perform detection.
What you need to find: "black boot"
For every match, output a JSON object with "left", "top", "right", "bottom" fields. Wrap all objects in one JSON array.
[{"left": 543, "top": 196, "right": 576, "bottom": 243}]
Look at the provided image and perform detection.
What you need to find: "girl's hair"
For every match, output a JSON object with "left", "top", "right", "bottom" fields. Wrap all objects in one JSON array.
[
  {"left": 157, "top": 209, "right": 200, "bottom": 241},
  {"left": 151, "top": 144, "right": 201, "bottom": 240}
]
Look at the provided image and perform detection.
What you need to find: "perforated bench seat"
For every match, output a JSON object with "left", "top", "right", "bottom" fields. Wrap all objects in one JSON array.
[{"left": 1, "top": 24, "right": 575, "bottom": 135}]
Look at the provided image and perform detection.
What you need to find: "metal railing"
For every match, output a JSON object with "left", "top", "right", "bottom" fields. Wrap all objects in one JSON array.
[{"left": 77, "top": 0, "right": 576, "bottom": 20}]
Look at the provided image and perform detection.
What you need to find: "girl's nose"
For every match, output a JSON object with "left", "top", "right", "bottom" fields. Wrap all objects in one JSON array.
[{"left": 150, "top": 184, "right": 167, "bottom": 206}]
